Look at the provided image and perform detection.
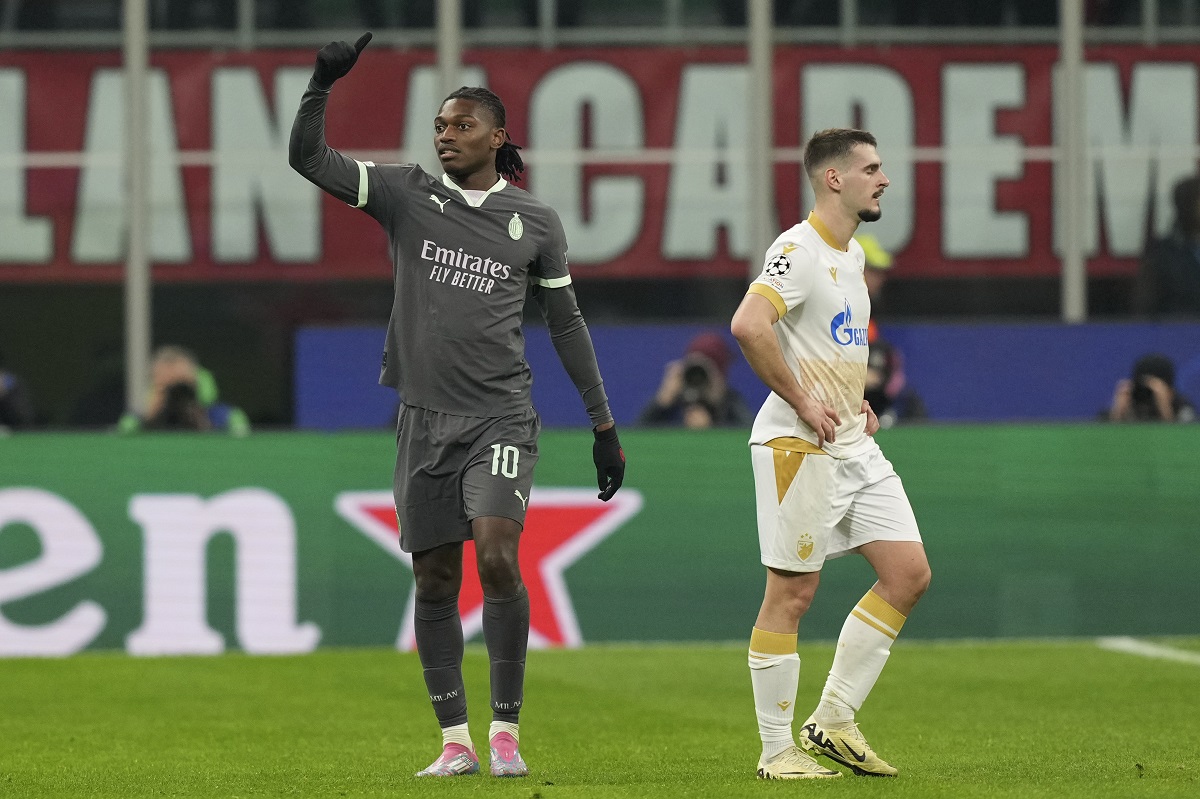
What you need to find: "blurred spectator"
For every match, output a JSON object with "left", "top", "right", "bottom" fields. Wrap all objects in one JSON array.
[
  {"left": 1106, "top": 353, "right": 1195, "bottom": 422},
  {"left": 0, "top": 350, "right": 36, "bottom": 430},
  {"left": 865, "top": 339, "right": 926, "bottom": 428},
  {"left": 639, "top": 332, "right": 754, "bottom": 429},
  {"left": 858, "top": 232, "right": 893, "bottom": 324},
  {"left": 856, "top": 233, "right": 926, "bottom": 426},
  {"left": 1136, "top": 175, "right": 1200, "bottom": 317},
  {"left": 119, "top": 345, "right": 251, "bottom": 435}
]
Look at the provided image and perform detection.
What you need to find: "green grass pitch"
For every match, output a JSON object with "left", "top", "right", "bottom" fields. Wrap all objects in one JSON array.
[{"left": 2, "top": 639, "right": 1198, "bottom": 798}]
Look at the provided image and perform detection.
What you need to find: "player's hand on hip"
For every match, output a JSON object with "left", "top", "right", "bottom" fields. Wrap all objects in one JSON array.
[
  {"left": 796, "top": 395, "right": 840, "bottom": 448},
  {"left": 592, "top": 424, "right": 625, "bottom": 501},
  {"left": 862, "top": 399, "right": 880, "bottom": 436},
  {"left": 312, "top": 32, "right": 373, "bottom": 90}
]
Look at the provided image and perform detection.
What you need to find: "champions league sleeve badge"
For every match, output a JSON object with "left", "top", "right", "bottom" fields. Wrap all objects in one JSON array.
[
  {"left": 765, "top": 253, "right": 791, "bottom": 277},
  {"left": 508, "top": 212, "right": 524, "bottom": 240}
]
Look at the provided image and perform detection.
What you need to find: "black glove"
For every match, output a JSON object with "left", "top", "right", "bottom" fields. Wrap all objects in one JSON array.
[
  {"left": 592, "top": 425, "right": 625, "bottom": 502},
  {"left": 312, "top": 32, "right": 373, "bottom": 90}
]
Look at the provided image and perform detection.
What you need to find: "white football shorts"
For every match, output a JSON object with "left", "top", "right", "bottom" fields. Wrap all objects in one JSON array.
[{"left": 751, "top": 441, "right": 922, "bottom": 572}]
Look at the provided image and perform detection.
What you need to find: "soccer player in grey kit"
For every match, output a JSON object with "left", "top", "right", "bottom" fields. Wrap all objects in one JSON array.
[{"left": 290, "top": 34, "right": 626, "bottom": 778}]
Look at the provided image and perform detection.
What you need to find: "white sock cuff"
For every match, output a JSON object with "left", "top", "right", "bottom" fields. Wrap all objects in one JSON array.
[
  {"left": 441, "top": 722, "right": 474, "bottom": 751},
  {"left": 748, "top": 650, "right": 799, "bottom": 670},
  {"left": 749, "top": 627, "right": 799, "bottom": 669},
  {"left": 489, "top": 720, "right": 519, "bottom": 744}
]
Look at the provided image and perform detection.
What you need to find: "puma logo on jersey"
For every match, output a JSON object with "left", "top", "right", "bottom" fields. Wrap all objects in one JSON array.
[
  {"left": 429, "top": 195, "right": 449, "bottom": 213},
  {"left": 513, "top": 489, "right": 528, "bottom": 510}
]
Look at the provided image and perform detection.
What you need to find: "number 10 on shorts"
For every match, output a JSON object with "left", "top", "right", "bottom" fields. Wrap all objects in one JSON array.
[{"left": 490, "top": 444, "right": 520, "bottom": 478}]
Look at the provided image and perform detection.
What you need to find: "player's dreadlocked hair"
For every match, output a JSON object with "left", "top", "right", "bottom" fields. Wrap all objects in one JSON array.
[
  {"left": 444, "top": 86, "right": 525, "bottom": 183},
  {"left": 802, "top": 128, "right": 877, "bottom": 180}
]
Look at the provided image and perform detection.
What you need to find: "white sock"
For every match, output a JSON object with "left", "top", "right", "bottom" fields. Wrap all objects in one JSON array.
[
  {"left": 441, "top": 722, "right": 474, "bottom": 751},
  {"left": 489, "top": 720, "right": 519, "bottom": 743},
  {"left": 816, "top": 590, "right": 906, "bottom": 728},
  {"left": 749, "top": 627, "right": 800, "bottom": 761}
]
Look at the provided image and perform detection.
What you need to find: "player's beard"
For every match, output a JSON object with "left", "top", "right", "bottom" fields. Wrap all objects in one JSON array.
[{"left": 858, "top": 207, "right": 882, "bottom": 222}]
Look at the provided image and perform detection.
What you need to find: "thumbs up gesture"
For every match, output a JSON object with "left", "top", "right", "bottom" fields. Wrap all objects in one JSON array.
[{"left": 311, "top": 32, "right": 373, "bottom": 90}]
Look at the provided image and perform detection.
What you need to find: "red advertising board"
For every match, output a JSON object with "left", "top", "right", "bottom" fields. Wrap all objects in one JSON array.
[{"left": 1, "top": 45, "right": 1196, "bottom": 283}]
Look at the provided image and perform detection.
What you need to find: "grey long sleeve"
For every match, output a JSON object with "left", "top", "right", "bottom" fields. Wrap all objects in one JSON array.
[
  {"left": 288, "top": 81, "right": 362, "bottom": 207},
  {"left": 533, "top": 284, "right": 614, "bottom": 428}
]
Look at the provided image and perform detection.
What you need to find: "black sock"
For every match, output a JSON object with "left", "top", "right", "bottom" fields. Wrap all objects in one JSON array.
[
  {"left": 483, "top": 588, "right": 529, "bottom": 723},
  {"left": 414, "top": 595, "right": 467, "bottom": 728}
]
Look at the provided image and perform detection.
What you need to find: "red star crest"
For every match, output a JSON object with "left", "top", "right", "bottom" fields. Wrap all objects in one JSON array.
[{"left": 335, "top": 488, "right": 643, "bottom": 649}]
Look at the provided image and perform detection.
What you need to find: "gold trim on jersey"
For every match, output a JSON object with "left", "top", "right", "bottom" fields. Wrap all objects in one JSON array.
[
  {"left": 750, "top": 627, "right": 797, "bottom": 656},
  {"left": 747, "top": 283, "right": 787, "bottom": 320},
  {"left": 807, "top": 211, "right": 846, "bottom": 252}
]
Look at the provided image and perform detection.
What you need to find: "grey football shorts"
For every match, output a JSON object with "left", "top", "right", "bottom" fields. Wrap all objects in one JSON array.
[{"left": 393, "top": 404, "right": 540, "bottom": 554}]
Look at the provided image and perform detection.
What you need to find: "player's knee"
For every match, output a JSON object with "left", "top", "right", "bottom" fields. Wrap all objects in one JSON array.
[
  {"left": 914, "top": 562, "right": 932, "bottom": 597},
  {"left": 891, "top": 562, "right": 931, "bottom": 605},
  {"left": 774, "top": 582, "right": 818, "bottom": 621},
  {"left": 786, "top": 591, "right": 815, "bottom": 620},
  {"left": 476, "top": 548, "right": 521, "bottom": 596},
  {"left": 413, "top": 570, "right": 459, "bottom": 603},
  {"left": 412, "top": 553, "right": 462, "bottom": 602}
]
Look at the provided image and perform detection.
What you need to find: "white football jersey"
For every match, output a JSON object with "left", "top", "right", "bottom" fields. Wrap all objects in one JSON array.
[{"left": 746, "top": 212, "right": 874, "bottom": 459}]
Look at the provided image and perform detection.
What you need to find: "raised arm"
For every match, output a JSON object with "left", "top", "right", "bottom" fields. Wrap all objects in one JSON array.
[{"left": 288, "top": 33, "right": 373, "bottom": 207}]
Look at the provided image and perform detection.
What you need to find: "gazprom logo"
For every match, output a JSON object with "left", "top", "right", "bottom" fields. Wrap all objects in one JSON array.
[{"left": 830, "top": 300, "right": 869, "bottom": 346}]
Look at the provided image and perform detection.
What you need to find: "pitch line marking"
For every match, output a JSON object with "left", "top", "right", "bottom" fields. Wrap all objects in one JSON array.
[{"left": 1095, "top": 636, "right": 1200, "bottom": 666}]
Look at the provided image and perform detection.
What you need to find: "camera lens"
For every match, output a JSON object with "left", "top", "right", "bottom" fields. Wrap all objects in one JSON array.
[{"left": 683, "top": 363, "right": 710, "bottom": 389}]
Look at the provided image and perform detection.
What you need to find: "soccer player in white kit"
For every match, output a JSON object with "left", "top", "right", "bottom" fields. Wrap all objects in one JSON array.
[{"left": 730, "top": 129, "right": 931, "bottom": 779}]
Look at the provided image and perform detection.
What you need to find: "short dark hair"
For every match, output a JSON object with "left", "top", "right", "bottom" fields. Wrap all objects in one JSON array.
[
  {"left": 803, "top": 129, "right": 878, "bottom": 179},
  {"left": 443, "top": 86, "right": 525, "bottom": 183}
]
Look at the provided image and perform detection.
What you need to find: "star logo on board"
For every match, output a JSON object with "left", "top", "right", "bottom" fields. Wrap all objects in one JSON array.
[{"left": 335, "top": 488, "right": 643, "bottom": 650}]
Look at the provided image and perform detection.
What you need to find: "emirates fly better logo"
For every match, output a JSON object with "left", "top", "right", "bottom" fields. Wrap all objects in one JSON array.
[{"left": 336, "top": 488, "right": 643, "bottom": 650}]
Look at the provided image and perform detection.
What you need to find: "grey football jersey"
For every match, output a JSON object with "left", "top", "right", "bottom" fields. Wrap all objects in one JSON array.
[{"left": 362, "top": 165, "right": 570, "bottom": 417}]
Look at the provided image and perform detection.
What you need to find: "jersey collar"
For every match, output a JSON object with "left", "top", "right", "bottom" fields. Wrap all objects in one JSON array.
[
  {"left": 807, "top": 211, "right": 848, "bottom": 252},
  {"left": 441, "top": 173, "right": 508, "bottom": 207}
]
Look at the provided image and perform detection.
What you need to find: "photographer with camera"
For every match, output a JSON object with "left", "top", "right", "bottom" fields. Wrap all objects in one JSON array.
[
  {"left": 639, "top": 332, "right": 754, "bottom": 429},
  {"left": 118, "top": 346, "right": 250, "bottom": 435},
  {"left": 1106, "top": 353, "right": 1195, "bottom": 422}
]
